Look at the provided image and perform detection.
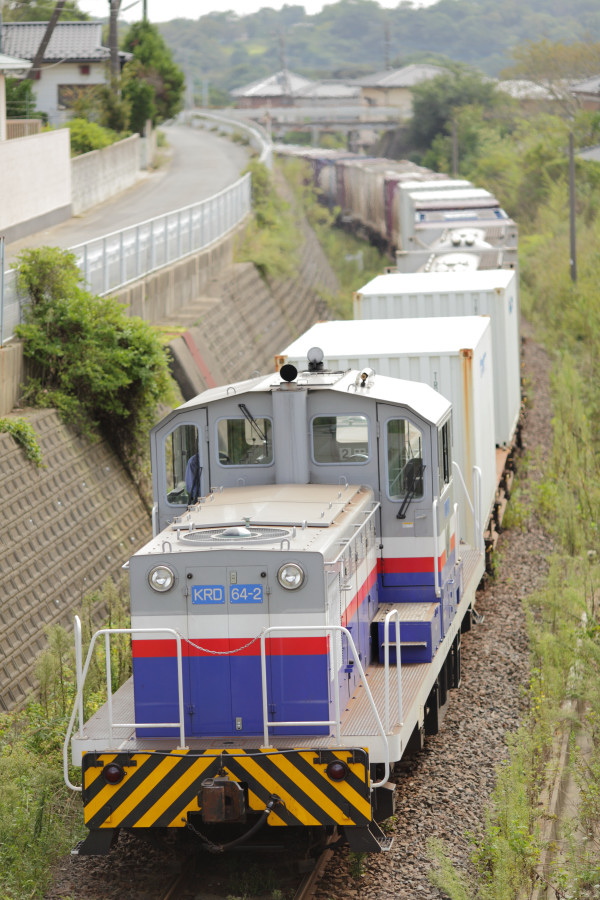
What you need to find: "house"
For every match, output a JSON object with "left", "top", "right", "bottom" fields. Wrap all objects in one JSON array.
[
  {"left": 231, "top": 69, "right": 315, "bottom": 108},
  {"left": 291, "top": 79, "right": 362, "bottom": 108},
  {"left": 1, "top": 21, "right": 130, "bottom": 126},
  {"left": 353, "top": 64, "right": 446, "bottom": 115},
  {"left": 0, "top": 50, "right": 31, "bottom": 140},
  {"left": 571, "top": 75, "right": 600, "bottom": 112}
]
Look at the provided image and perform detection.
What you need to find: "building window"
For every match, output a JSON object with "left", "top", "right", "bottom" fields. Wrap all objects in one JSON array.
[{"left": 79, "top": 64, "right": 90, "bottom": 76}]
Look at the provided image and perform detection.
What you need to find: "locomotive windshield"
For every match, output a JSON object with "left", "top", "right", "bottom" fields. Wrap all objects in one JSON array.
[
  {"left": 386, "top": 418, "right": 424, "bottom": 499},
  {"left": 217, "top": 416, "right": 274, "bottom": 466},
  {"left": 312, "top": 414, "right": 370, "bottom": 463}
]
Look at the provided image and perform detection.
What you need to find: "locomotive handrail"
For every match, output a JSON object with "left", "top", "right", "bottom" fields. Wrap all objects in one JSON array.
[
  {"left": 452, "top": 460, "right": 484, "bottom": 552},
  {"left": 63, "top": 625, "right": 187, "bottom": 792},
  {"left": 383, "top": 609, "right": 403, "bottom": 732},
  {"left": 432, "top": 498, "right": 441, "bottom": 598},
  {"left": 325, "top": 501, "right": 379, "bottom": 567},
  {"left": 259, "top": 624, "right": 392, "bottom": 788}
]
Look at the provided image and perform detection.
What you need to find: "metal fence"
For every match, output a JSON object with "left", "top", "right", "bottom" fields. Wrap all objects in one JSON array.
[{"left": 1, "top": 172, "right": 252, "bottom": 346}]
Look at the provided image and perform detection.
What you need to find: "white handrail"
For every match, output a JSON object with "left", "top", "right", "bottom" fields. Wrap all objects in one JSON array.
[
  {"left": 383, "top": 609, "right": 403, "bottom": 731},
  {"left": 63, "top": 626, "right": 187, "bottom": 792},
  {"left": 259, "top": 624, "right": 391, "bottom": 788},
  {"left": 472, "top": 465, "right": 483, "bottom": 551},
  {"left": 432, "top": 498, "right": 441, "bottom": 598}
]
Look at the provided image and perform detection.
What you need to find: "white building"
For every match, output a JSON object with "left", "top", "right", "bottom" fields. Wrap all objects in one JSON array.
[
  {"left": 1, "top": 21, "right": 130, "bottom": 126},
  {"left": 0, "top": 50, "right": 31, "bottom": 140}
]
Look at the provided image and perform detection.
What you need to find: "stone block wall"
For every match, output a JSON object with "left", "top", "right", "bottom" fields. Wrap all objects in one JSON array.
[{"left": 0, "top": 409, "right": 151, "bottom": 711}]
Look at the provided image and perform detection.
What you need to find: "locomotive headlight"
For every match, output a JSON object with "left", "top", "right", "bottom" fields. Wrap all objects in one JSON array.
[
  {"left": 277, "top": 563, "right": 305, "bottom": 590},
  {"left": 148, "top": 565, "right": 175, "bottom": 592}
]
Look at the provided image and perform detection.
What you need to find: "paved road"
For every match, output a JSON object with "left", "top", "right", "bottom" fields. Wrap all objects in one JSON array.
[{"left": 5, "top": 122, "right": 250, "bottom": 264}]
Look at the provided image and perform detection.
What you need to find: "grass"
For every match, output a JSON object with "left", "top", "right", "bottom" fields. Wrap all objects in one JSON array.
[
  {"left": 0, "top": 578, "right": 131, "bottom": 899},
  {"left": 428, "top": 188, "right": 600, "bottom": 899}
]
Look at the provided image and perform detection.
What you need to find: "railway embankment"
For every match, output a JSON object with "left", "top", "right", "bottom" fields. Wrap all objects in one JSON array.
[{"left": 0, "top": 205, "right": 338, "bottom": 711}]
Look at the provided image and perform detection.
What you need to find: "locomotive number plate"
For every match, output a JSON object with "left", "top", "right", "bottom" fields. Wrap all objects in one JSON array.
[
  {"left": 192, "top": 585, "right": 225, "bottom": 604},
  {"left": 229, "top": 584, "right": 263, "bottom": 604}
]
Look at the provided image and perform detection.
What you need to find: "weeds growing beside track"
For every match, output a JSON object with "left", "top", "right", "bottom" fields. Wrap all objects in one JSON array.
[
  {"left": 0, "top": 579, "right": 131, "bottom": 899},
  {"left": 429, "top": 193, "right": 600, "bottom": 898}
]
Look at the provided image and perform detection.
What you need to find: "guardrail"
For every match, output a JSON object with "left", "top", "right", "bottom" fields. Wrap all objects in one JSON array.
[
  {"left": 1, "top": 172, "right": 251, "bottom": 345},
  {"left": 185, "top": 109, "right": 272, "bottom": 169}
]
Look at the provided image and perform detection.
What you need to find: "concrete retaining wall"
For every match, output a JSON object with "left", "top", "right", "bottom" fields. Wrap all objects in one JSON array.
[
  {"left": 71, "top": 135, "right": 142, "bottom": 216},
  {"left": 0, "top": 130, "right": 72, "bottom": 243},
  {"left": 0, "top": 408, "right": 151, "bottom": 711}
]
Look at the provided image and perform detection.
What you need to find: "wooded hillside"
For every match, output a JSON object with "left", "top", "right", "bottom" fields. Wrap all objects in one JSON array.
[{"left": 155, "top": 0, "right": 600, "bottom": 100}]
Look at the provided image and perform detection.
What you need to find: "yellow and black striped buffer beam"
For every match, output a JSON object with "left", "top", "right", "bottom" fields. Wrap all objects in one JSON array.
[{"left": 82, "top": 747, "right": 372, "bottom": 829}]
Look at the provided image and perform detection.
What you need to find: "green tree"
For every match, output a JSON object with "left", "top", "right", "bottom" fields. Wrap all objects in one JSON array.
[
  {"left": 122, "top": 60, "right": 157, "bottom": 134},
  {"left": 4, "top": 76, "right": 44, "bottom": 119},
  {"left": 503, "top": 39, "right": 600, "bottom": 116},
  {"left": 409, "top": 64, "right": 502, "bottom": 153},
  {"left": 121, "top": 20, "right": 185, "bottom": 124},
  {"left": 1, "top": 0, "right": 86, "bottom": 21},
  {"left": 14, "top": 247, "right": 173, "bottom": 468}
]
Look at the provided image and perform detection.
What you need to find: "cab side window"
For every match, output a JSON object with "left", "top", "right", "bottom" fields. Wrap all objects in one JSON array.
[
  {"left": 438, "top": 420, "right": 451, "bottom": 495},
  {"left": 217, "top": 417, "right": 273, "bottom": 466},
  {"left": 386, "top": 418, "right": 424, "bottom": 500},
  {"left": 165, "top": 424, "right": 201, "bottom": 505},
  {"left": 312, "top": 415, "right": 370, "bottom": 464}
]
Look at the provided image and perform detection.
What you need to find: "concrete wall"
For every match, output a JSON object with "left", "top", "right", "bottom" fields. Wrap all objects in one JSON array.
[
  {"left": 0, "top": 341, "right": 24, "bottom": 416},
  {"left": 0, "top": 129, "right": 72, "bottom": 243},
  {"left": 71, "top": 134, "right": 142, "bottom": 216},
  {"left": 0, "top": 408, "right": 152, "bottom": 711}
]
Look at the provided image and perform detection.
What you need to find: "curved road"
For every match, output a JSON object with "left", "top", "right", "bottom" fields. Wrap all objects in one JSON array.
[{"left": 5, "top": 122, "right": 250, "bottom": 264}]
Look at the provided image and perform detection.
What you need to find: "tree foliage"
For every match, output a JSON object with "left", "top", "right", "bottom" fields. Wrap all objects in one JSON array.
[
  {"left": 121, "top": 20, "right": 185, "bottom": 125},
  {"left": 157, "top": 0, "right": 600, "bottom": 99},
  {"left": 4, "top": 77, "right": 44, "bottom": 120},
  {"left": 409, "top": 65, "right": 504, "bottom": 152},
  {"left": 0, "top": 0, "right": 86, "bottom": 21},
  {"left": 14, "top": 247, "right": 174, "bottom": 469},
  {"left": 502, "top": 39, "right": 600, "bottom": 116}
]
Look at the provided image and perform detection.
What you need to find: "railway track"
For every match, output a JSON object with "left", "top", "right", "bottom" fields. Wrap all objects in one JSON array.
[{"left": 156, "top": 838, "right": 336, "bottom": 900}]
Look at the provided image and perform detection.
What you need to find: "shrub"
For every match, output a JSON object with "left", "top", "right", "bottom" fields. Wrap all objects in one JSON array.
[
  {"left": 64, "top": 117, "right": 124, "bottom": 156},
  {"left": 14, "top": 247, "right": 174, "bottom": 469}
]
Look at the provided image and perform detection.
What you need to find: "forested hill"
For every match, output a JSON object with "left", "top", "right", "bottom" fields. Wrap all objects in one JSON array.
[{"left": 156, "top": 0, "right": 600, "bottom": 99}]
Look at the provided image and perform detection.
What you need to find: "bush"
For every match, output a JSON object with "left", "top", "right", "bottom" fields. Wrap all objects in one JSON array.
[
  {"left": 14, "top": 247, "right": 174, "bottom": 469},
  {"left": 64, "top": 117, "right": 124, "bottom": 156}
]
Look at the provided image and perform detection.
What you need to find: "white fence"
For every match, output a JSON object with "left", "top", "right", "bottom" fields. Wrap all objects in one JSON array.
[{"left": 1, "top": 173, "right": 251, "bottom": 345}]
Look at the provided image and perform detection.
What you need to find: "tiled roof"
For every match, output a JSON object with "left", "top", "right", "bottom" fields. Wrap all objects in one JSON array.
[
  {"left": 354, "top": 64, "right": 446, "bottom": 88},
  {"left": 571, "top": 75, "right": 600, "bottom": 95},
  {"left": 292, "top": 80, "right": 360, "bottom": 100},
  {"left": 231, "top": 69, "right": 314, "bottom": 98},
  {"left": 2, "top": 21, "right": 114, "bottom": 63}
]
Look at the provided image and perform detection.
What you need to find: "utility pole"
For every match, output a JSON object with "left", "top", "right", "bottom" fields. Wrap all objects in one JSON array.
[
  {"left": 26, "top": 0, "right": 67, "bottom": 80},
  {"left": 143, "top": 0, "right": 148, "bottom": 21},
  {"left": 109, "top": 0, "right": 123, "bottom": 81},
  {"left": 569, "top": 131, "right": 577, "bottom": 283},
  {"left": 384, "top": 18, "right": 390, "bottom": 70}
]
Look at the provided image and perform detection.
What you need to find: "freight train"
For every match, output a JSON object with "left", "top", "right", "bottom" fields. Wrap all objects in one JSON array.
[{"left": 63, "top": 150, "right": 520, "bottom": 858}]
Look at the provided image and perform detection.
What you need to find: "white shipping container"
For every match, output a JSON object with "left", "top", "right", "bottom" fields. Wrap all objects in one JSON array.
[
  {"left": 276, "top": 316, "right": 496, "bottom": 549},
  {"left": 400, "top": 187, "right": 497, "bottom": 244},
  {"left": 353, "top": 270, "right": 520, "bottom": 446}
]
